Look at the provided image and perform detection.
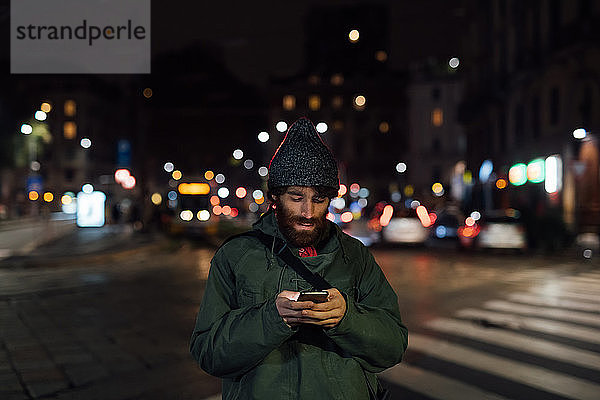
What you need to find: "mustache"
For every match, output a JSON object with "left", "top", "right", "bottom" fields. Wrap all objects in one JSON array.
[{"left": 291, "top": 216, "right": 318, "bottom": 224}]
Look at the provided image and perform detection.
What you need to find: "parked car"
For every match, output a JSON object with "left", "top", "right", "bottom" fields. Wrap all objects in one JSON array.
[
  {"left": 382, "top": 215, "right": 430, "bottom": 245},
  {"left": 380, "top": 207, "right": 430, "bottom": 245},
  {"left": 476, "top": 210, "right": 527, "bottom": 251}
]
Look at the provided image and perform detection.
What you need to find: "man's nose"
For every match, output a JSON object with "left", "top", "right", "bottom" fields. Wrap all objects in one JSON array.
[{"left": 300, "top": 200, "right": 314, "bottom": 218}]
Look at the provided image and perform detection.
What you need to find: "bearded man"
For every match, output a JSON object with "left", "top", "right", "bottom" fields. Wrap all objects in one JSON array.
[{"left": 190, "top": 117, "right": 408, "bottom": 399}]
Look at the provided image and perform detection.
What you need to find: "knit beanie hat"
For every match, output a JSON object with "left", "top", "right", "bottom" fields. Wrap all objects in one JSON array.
[{"left": 268, "top": 117, "right": 339, "bottom": 191}]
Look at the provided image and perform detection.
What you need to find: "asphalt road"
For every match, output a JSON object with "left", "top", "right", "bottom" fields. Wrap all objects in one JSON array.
[{"left": 0, "top": 228, "right": 599, "bottom": 399}]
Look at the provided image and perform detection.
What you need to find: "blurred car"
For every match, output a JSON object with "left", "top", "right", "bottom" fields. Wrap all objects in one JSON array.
[
  {"left": 380, "top": 207, "right": 431, "bottom": 245},
  {"left": 342, "top": 219, "right": 380, "bottom": 247},
  {"left": 382, "top": 216, "right": 429, "bottom": 244},
  {"left": 427, "top": 208, "right": 464, "bottom": 248},
  {"left": 476, "top": 210, "right": 527, "bottom": 250}
]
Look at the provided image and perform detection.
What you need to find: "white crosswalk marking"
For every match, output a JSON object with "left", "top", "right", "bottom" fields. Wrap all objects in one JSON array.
[
  {"left": 409, "top": 333, "right": 600, "bottom": 400},
  {"left": 425, "top": 317, "right": 600, "bottom": 370},
  {"left": 381, "top": 363, "right": 510, "bottom": 400},
  {"left": 528, "top": 286, "right": 600, "bottom": 303},
  {"left": 456, "top": 308, "right": 600, "bottom": 343},
  {"left": 201, "top": 272, "right": 600, "bottom": 400},
  {"left": 560, "top": 280, "right": 600, "bottom": 292},
  {"left": 507, "top": 292, "right": 600, "bottom": 312},
  {"left": 566, "top": 275, "right": 600, "bottom": 285},
  {"left": 483, "top": 299, "right": 600, "bottom": 327}
]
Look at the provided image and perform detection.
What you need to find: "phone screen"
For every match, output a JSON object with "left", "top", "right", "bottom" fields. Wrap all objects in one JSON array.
[{"left": 297, "top": 291, "right": 329, "bottom": 303}]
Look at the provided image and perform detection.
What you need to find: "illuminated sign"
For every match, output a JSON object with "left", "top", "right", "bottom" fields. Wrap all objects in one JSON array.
[
  {"left": 76, "top": 191, "right": 106, "bottom": 227},
  {"left": 527, "top": 158, "right": 545, "bottom": 183},
  {"left": 178, "top": 183, "right": 210, "bottom": 195},
  {"left": 545, "top": 155, "right": 562, "bottom": 193},
  {"left": 509, "top": 163, "right": 527, "bottom": 186}
]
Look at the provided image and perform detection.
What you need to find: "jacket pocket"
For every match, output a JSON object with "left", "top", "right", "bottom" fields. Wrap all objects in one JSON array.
[{"left": 237, "top": 287, "right": 260, "bottom": 307}]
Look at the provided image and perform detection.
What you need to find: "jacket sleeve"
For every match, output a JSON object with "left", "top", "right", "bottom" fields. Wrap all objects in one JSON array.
[
  {"left": 189, "top": 244, "right": 296, "bottom": 379},
  {"left": 325, "top": 246, "right": 408, "bottom": 372}
]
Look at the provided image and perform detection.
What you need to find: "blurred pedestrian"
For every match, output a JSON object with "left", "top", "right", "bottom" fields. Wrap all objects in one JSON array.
[{"left": 190, "top": 117, "right": 408, "bottom": 399}]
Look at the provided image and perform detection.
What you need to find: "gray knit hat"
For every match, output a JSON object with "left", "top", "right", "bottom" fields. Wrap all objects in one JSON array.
[{"left": 268, "top": 117, "right": 339, "bottom": 191}]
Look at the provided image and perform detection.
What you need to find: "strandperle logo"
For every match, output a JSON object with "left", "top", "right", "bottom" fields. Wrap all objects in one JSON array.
[
  {"left": 15, "top": 19, "right": 147, "bottom": 47},
  {"left": 11, "top": 0, "right": 150, "bottom": 74}
]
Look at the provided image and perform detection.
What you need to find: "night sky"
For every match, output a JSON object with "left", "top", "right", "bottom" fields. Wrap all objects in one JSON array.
[{"left": 151, "top": 0, "right": 465, "bottom": 86}]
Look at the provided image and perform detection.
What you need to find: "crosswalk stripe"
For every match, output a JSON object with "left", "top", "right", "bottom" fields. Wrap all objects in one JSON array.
[
  {"left": 507, "top": 292, "right": 600, "bottom": 313},
  {"left": 381, "top": 363, "right": 509, "bottom": 400},
  {"left": 456, "top": 308, "right": 600, "bottom": 344},
  {"left": 560, "top": 280, "right": 600, "bottom": 293},
  {"left": 484, "top": 300, "right": 600, "bottom": 327},
  {"left": 409, "top": 333, "right": 600, "bottom": 400},
  {"left": 425, "top": 317, "right": 600, "bottom": 371},
  {"left": 579, "top": 272, "right": 600, "bottom": 279},
  {"left": 528, "top": 286, "right": 600, "bottom": 303},
  {"left": 566, "top": 276, "right": 600, "bottom": 284}
]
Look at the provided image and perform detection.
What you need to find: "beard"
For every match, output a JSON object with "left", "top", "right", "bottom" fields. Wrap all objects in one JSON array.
[{"left": 274, "top": 202, "right": 329, "bottom": 248}]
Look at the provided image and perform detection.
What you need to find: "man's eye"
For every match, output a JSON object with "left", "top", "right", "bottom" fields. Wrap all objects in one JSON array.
[
  {"left": 313, "top": 197, "right": 326, "bottom": 203},
  {"left": 291, "top": 197, "right": 303, "bottom": 202}
]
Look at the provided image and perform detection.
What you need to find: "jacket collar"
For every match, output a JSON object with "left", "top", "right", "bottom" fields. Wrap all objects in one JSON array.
[{"left": 252, "top": 209, "right": 349, "bottom": 265}]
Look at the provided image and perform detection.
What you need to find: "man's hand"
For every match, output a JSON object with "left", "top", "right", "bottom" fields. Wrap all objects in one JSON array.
[
  {"left": 275, "top": 290, "right": 313, "bottom": 326},
  {"left": 276, "top": 289, "right": 347, "bottom": 328},
  {"left": 298, "top": 288, "right": 347, "bottom": 328}
]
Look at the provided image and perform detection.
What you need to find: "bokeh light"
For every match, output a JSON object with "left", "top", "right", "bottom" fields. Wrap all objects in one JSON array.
[
  {"left": 258, "top": 131, "right": 270, "bottom": 142},
  {"left": 276, "top": 121, "right": 288, "bottom": 132},
  {"left": 82, "top": 184, "right": 94, "bottom": 194},
  {"left": 236, "top": 187, "right": 247, "bottom": 198},
  {"left": 218, "top": 187, "right": 230, "bottom": 198},
  {"left": 233, "top": 149, "right": 244, "bottom": 160},
  {"left": 151, "top": 193, "right": 162, "bottom": 205},
  {"left": 80, "top": 138, "right": 91, "bottom": 148},
  {"left": 316, "top": 122, "right": 328, "bottom": 133}
]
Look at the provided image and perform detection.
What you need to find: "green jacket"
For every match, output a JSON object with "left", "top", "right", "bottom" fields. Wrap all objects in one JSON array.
[{"left": 190, "top": 210, "right": 408, "bottom": 399}]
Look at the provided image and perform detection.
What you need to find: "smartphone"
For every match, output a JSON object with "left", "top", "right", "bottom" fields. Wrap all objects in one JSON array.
[{"left": 297, "top": 291, "right": 329, "bottom": 303}]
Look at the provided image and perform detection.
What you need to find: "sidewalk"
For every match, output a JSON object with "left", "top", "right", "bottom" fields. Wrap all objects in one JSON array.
[
  {"left": 0, "top": 214, "right": 77, "bottom": 260},
  {"left": 0, "top": 241, "right": 221, "bottom": 399}
]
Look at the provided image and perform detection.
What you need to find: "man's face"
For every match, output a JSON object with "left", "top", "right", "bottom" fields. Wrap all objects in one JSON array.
[{"left": 273, "top": 186, "right": 330, "bottom": 247}]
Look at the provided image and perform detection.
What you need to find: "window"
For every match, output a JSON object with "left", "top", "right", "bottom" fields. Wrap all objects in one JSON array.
[
  {"left": 378, "top": 121, "right": 390, "bottom": 133},
  {"left": 64, "top": 100, "right": 76, "bottom": 117},
  {"left": 330, "top": 74, "right": 344, "bottom": 86},
  {"left": 431, "top": 108, "right": 443, "bottom": 127},
  {"left": 308, "top": 95, "right": 321, "bottom": 111},
  {"left": 282, "top": 95, "right": 296, "bottom": 111},
  {"left": 63, "top": 121, "right": 77, "bottom": 139},
  {"left": 332, "top": 96, "right": 343, "bottom": 109}
]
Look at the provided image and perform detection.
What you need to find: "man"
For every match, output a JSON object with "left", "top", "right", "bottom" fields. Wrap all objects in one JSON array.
[{"left": 190, "top": 117, "right": 408, "bottom": 399}]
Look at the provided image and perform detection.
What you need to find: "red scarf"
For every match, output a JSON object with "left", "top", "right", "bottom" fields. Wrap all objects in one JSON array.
[{"left": 298, "top": 246, "right": 317, "bottom": 257}]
